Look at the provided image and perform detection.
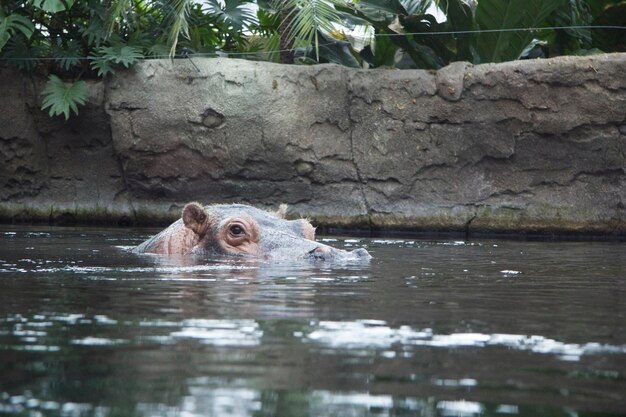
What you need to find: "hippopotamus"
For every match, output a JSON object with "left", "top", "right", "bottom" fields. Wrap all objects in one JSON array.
[{"left": 133, "top": 202, "right": 371, "bottom": 262}]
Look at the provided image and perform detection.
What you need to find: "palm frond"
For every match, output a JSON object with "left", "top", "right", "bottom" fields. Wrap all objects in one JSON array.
[
  {"left": 203, "top": 0, "right": 258, "bottom": 32},
  {"left": 279, "top": 0, "right": 343, "bottom": 61},
  {"left": 165, "top": 0, "right": 192, "bottom": 57}
]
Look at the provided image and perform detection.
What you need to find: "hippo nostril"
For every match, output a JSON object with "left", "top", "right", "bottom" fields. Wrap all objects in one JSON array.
[{"left": 307, "top": 246, "right": 371, "bottom": 262}]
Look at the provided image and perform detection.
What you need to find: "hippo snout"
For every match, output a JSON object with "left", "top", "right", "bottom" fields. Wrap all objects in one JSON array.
[{"left": 308, "top": 245, "right": 372, "bottom": 262}]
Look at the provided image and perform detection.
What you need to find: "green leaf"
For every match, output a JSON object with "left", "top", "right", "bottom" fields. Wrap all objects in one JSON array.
[
  {"left": 401, "top": 0, "right": 432, "bottom": 16},
  {"left": 52, "top": 39, "right": 82, "bottom": 70},
  {"left": 475, "top": 0, "right": 566, "bottom": 63},
  {"left": 30, "top": 0, "right": 76, "bottom": 13},
  {"left": 97, "top": 45, "right": 143, "bottom": 67},
  {"left": 307, "top": 32, "right": 361, "bottom": 67},
  {"left": 587, "top": 0, "right": 624, "bottom": 19},
  {"left": 408, "top": 40, "right": 446, "bottom": 68},
  {"left": 360, "top": 33, "right": 399, "bottom": 67},
  {"left": 81, "top": 13, "right": 107, "bottom": 47},
  {"left": 353, "top": 0, "right": 408, "bottom": 16},
  {"left": 591, "top": 3, "right": 626, "bottom": 53},
  {"left": 89, "top": 56, "right": 116, "bottom": 77},
  {"left": 438, "top": 0, "right": 475, "bottom": 60},
  {"left": 41, "top": 75, "right": 88, "bottom": 120},
  {"left": 281, "top": 0, "right": 343, "bottom": 61},
  {"left": 257, "top": 0, "right": 278, "bottom": 14},
  {"left": 0, "top": 13, "right": 35, "bottom": 51},
  {"left": 570, "top": 47, "right": 605, "bottom": 56},
  {"left": 203, "top": 0, "right": 257, "bottom": 32},
  {"left": 400, "top": 14, "right": 454, "bottom": 65},
  {"left": 237, "top": 33, "right": 281, "bottom": 62},
  {"left": 2, "top": 37, "right": 44, "bottom": 71},
  {"left": 165, "top": 0, "right": 193, "bottom": 57},
  {"left": 105, "top": 0, "right": 134, "bottom": 36},
  {"left": 147, "top": 41, "right": 172, "bottom": 58},
  {"left": 0, "top": 32, "right": 8, "bottom": 50}
]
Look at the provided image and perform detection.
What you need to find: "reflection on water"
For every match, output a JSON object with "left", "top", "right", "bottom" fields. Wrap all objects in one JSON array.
[
  {"left": 0, "top": 226, "right": 624, "bottom": 417},
  {"left": 303, "top": 320, "right": 626, "bottom": 361},
  {"left": 0, "top": 388, "right": 492, "bottom": 417}
]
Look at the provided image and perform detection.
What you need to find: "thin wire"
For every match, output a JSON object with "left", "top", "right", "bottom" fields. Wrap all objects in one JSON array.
[
  {"left": 0, "top": 25, "right": 624, "bottom": 61},
  {"left": 0, "top": 46, "right": 317, "bottom": 60},
  {"left": 368, "top": 25, "right": 626, "bottom": 37}
]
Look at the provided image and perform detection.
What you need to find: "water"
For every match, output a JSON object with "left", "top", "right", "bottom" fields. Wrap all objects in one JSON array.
[{"left": 0, "top": 226, "right": 624, "bottom": 417}]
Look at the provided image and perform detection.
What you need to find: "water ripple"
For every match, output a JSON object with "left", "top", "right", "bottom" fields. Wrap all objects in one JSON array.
[
  {"left": 302, "top": 320, "right": 626, "bottom": 361},
  {"left": 170, "top": 319, "right": 263, "bottom": 346}
]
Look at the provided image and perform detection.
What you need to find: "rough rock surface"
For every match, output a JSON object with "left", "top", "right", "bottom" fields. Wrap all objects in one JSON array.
[
  {"left": 0, "top": 67, "right": 130, "bottom": 225},
  {"left": 1, "top": 54, "right": 625, "bottom": 235}
]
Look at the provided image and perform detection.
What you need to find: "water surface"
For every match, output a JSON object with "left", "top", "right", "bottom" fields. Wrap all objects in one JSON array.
[{"left": 0, "top": 226, "right": 624, "bottom": 417}]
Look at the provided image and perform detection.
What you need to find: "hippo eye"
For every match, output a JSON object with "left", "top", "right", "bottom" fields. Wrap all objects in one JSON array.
[{"left": 229, "top": 224, "right": 245, "bottom": 236}]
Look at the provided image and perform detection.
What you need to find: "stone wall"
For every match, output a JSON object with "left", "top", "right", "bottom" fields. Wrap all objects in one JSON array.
[{"left": 1, "top": 54, "right": 625, "bottom": 236}]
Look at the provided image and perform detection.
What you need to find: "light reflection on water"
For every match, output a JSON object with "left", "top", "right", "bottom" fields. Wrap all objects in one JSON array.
[
  {"left": 0, "top": 226, "right": 624, "bottom": 417},
  {"left": 303, "top": 320, "right": 626, "bottom": 361},
  {"left": 0, "top": 389, "right": 488, "bottom": 417}
]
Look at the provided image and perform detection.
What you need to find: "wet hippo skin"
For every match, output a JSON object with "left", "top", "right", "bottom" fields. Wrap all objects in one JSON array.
[{"left": 134, "top": 202, "right": 371, "bottom": 261}]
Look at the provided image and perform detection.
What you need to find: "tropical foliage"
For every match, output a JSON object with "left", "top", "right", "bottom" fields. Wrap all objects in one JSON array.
[
  {"left": 41, "top": 74, "right": 87, "bottom": 119},
  {"left": 1, "top": 0, "right": 624, "bottom": 119}
]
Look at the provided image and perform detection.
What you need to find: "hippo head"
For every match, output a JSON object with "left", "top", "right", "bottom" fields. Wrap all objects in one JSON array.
[{"left": 134, "top": 202, "right": 371, "bottom": 262}]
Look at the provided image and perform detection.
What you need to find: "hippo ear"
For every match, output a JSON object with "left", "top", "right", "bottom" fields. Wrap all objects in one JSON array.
[
  {"left": 182, "top": 202, "right": 210, "bottom": 236},
  {"left": 273, "top": 204, "right": 288, "bottom": 219}
]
